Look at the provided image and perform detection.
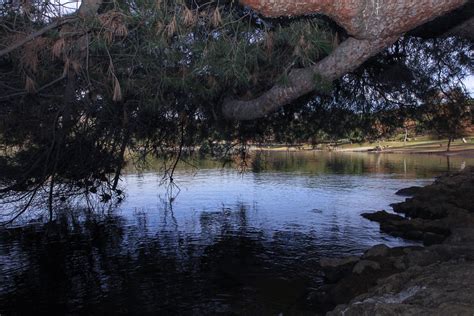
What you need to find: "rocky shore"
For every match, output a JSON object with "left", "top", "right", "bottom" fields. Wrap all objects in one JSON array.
[{"left": 317, "top": 168, "right": 474, "bottom": 315}]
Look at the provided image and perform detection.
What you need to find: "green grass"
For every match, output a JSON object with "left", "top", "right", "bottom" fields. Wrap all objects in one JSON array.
[{"left": 337, "top": 136, "right": 474, "bottom": 153}]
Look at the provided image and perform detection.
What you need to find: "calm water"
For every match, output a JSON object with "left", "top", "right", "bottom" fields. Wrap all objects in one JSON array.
[{"left": 1, "top": 152, "right": 472, "bottom": 314}]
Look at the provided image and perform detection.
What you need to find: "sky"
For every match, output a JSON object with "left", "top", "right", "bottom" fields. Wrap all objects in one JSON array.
[{"left": 465, "top": 76, "right": 474, "bottom": 95}]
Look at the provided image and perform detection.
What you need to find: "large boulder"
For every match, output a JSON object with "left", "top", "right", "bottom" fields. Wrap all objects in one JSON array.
[
  {"left": 328, "top": 261, "right": 474, "bottom": 315},
  {"left": 396, "top": 186, "right": 422, "bottom": 196},
  {"left": 361, "top": 211, "right": 405, "bottom": 223},
  {"left": 320, "top": 256, "right": 360, "bottom": 283},
  {"left": 352, "top": 260, "right": 381, "bottom": 274},
  {"left": 392, "top": 169, "right": 474, "bottom": 219},
  {"left": 362, "top": 244, "right": 390, "bottom": 258}
]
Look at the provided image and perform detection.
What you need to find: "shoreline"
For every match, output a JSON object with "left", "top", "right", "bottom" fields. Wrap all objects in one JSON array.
[
  {"left": 254, "top": 146, "right": 474, "bottom": 159},
  {"left": 252, "top": 137, "right": 474, "bottom": 158},
  {"left": 317, "top": 168, "right": 474, "bottom": 315}
]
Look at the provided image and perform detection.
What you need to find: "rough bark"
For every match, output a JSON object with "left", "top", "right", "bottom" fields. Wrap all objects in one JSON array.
[
  {"left": 240, "top": 0, "right": 468, "bottom": 39},
  {"left": 224, "top": 0, "right": 469, "bottom": 120}
]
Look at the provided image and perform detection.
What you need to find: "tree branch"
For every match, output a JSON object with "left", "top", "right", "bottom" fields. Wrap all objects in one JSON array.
[
  {"left": 0, "top": 17, "right": 76, "bottom": 58},
  {"left": 0, "top": 0, "right": 103, "bottom": 58},
  {"left": 240, "top": 0, "right": 468, "bottom": 39},
  {"left": 223, "top": 0, "right": 469, "bottom": 121},
  {"left": 222, "top": 36, "right": 398, "bottom": 120}
]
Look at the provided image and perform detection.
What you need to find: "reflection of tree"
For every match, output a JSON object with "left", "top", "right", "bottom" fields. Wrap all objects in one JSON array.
[
  {"left": 0, "top": 205, "right": 326, "bottom": 314},
  {"left": 0, "top": 109, "right": 128, "bottom": 224}
]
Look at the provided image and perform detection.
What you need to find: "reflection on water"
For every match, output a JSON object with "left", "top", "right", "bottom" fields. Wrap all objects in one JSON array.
[{"left": 1, "top": 152, "right": 472, "bottom": 314}]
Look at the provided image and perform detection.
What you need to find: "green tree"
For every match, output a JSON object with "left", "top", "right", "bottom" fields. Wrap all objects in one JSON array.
[{"left": 421, "top": 88, "right": 472, "bottom": 152}]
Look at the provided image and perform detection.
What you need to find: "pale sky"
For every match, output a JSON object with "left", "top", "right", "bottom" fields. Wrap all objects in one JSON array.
[{"left": 465, "top": 76, "right": 474, "bottom": 95}]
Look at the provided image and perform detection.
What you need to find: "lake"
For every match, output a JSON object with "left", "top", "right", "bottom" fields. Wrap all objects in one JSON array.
[{"left": 1, "top": 151, "right": 472, "bottom": 314}]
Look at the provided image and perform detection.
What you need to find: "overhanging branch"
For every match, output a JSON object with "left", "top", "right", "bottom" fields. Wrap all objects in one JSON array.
[
  {"left": 223, "top": 0, "right": 469, "bottom": 121},
  {"left": 0, "top": 0, "right": 103, "bottom": 58},
  {"left": 0, "top": 17, "right": 76, "bottom": 58},
  {"left": 222, "top": 36, "right": 398, "bottom": 120}
]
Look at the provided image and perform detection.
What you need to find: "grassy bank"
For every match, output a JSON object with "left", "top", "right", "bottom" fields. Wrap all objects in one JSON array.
[{"left": 255, "top": 136, "right": 474, "bottom": 157}]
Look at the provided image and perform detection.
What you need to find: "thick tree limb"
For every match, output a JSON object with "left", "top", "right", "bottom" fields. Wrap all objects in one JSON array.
[
  {"left": 223, "top": 0, "right": 469, "bottom": 120},
  {"left": 240, "top": 0, "right": 468, "bottom": 39},
  {"left": 222, "top": 36, "right": 398, "bottom": 120}
]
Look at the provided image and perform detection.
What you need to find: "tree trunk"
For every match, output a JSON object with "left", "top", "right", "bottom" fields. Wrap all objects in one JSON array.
[
  {"left": 447, "top": 137, "right": 453, "bottom": 152},
  {"left": 224, "top": 0, "right": 468, "bottom": 120}
]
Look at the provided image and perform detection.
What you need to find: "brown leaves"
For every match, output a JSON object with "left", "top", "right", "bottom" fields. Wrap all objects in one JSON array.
[
  {"left": 25, "top": 76, "right": 36, "bottom": 93},
  {"left": 165, "top": 16, "right": 178, "bottom": 38},
  {"left": 52, "top": 38, "right": 66, "bottom": 59},
  {"left": 21, "top": 37, "right": 51, "bottom": 74},
  {"left": 211, "top": 7, "right": 222, "bottom": 28},
  {"left": 264, "top": 31, "right": 274, "bottom": 56},
  {"left": 108, "top": 60, "right": 122, "bottom": 103},
  {"left": 182, "top": 7, "right": 197, "bottom": 28},
  {"left": 113, "top": 77, "right": 122, "bottom": 103},
  {"left": 99, "top": 10, "right": 128, "bottom": 44}
]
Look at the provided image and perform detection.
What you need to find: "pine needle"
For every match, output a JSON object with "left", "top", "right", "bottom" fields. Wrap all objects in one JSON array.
[
  {"left": 25, "top": 76, "right": 36, "bottom": 93},
  {"left": 211, "top": 8, "right": 222, "bottom": 28},
  {"left": 166, "top": 16, "right": 178, "bottom": 38},
  {"left": 113, "top": 77, "right": 122, "bottom": 102},
  {"left": 182, "top": 7, "right": 196, "bottom": 28}
]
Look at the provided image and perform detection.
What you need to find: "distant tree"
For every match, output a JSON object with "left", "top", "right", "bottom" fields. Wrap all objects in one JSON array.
[{"left": 421, "top": 88, "right": 472, "bottom": 152}]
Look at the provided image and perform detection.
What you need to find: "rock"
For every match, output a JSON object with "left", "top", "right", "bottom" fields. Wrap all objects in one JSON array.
[
  {"left": 405, "top": 250, "right": 441, "bottom": 268},
  {"left": 392, "top": 200, "right": 449, "bottom": 219},
  {"left": 363, "top": 244, "right": 390, "bottom": 258},
  {"left": 361, "top": 211, "right": 405, "bottom": 223},
  {"left": 320, "top": 256, "right": 360, "bottom": 283},
  {"left": 393, "top": 257, "right": 407, "bottom": 270},
  {"left": 423, "top": 232, "right": 446, "bottom": 246},
  {"left": 430, "top": 243, "right": 474, "bottom": 261},
  {"left": 402, "top": 246, "right": 424, "bottom": 254},
  {"left": 396, "top": 186, "right": 422, "bottom": 196},
  {"left": 444, "top": 208, "right": 474, "bottom": 227},
  {"left": 320, "top": 256, "right": 360, "bottom": 268},
  {"left": 352, "top": 260, "right": 381, "bottom": 274},
  {"left": 375, "top": 215, "right": 450, "bottom": 242},
  {"left": 446, "top": 228, "right": 474, "bottom": 243},
  {"left": 328, "top": 262, "right": 474, "bottom": 316},
  {"left": 390, "top": 169, "right": 474, "bottom": 220},
  {"left": 325, "top": 169, "right": 474, "bottom": 314},
  {"left": 404, "top": 230, "right": 424, "bottom": 240}
]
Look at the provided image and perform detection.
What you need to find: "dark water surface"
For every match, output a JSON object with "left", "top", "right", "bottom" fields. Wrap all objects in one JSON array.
[{"left": 1, "top": 152, "right": 472, "bottom": 315}]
